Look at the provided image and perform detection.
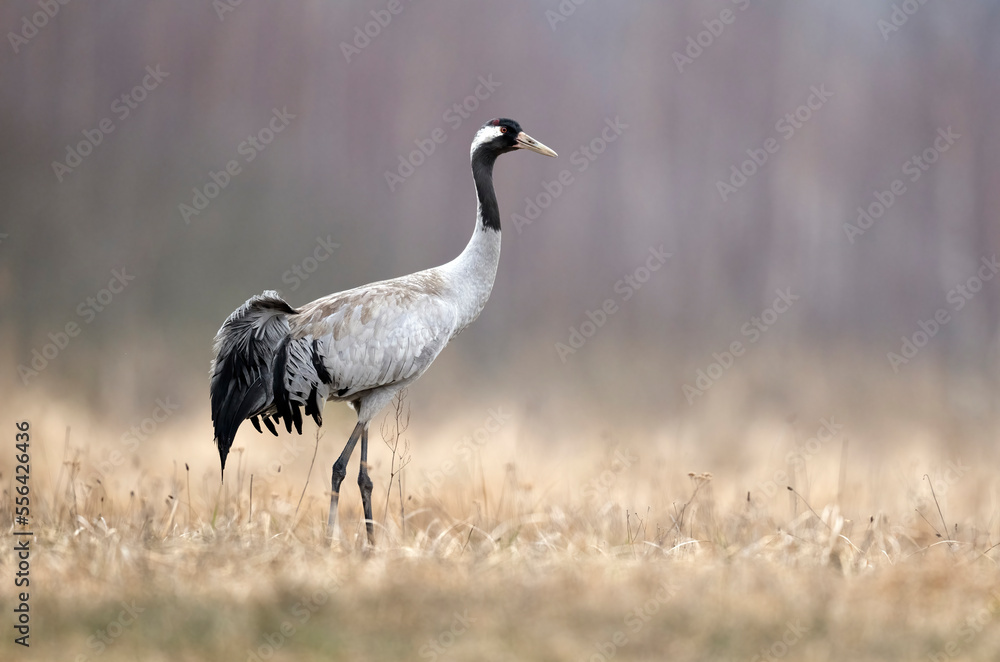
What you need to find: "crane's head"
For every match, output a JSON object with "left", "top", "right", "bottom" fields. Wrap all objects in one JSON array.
[{"left": 470, "top": 118, "right": 557, "bottom": 162}]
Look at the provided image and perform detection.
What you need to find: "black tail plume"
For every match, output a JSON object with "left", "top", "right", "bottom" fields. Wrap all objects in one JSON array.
[{"left": 210, "top": 291, "right": 296, "bottom": 477}]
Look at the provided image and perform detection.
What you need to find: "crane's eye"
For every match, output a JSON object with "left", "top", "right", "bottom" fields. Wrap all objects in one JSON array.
[{"left": 500, "top": 127, "right": 507, "bottom": 133}]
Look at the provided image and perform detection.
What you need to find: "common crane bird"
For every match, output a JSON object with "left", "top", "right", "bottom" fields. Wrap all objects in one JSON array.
[{"left": 210, "top": 118, "right": 556, "bottom": 544}]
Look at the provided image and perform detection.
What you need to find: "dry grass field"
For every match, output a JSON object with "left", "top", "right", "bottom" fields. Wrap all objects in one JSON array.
[
  {"left": 3, "top": 366, "right": 1000, "bottom": 662},
  {"left": 4, "top": 3, "right": 998, "bottom": 660}
]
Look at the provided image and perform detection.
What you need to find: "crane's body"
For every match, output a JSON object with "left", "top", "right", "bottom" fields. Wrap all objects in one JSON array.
[{"left": 210, "top": 118, "right": 556, "bottom": 544}]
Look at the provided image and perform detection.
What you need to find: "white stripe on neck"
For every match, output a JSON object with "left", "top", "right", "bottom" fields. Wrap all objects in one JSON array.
[{"left": 470, "top": 125, "right": 504, "bottom": 160}]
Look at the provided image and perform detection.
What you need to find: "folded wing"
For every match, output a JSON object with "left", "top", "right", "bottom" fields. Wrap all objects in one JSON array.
[{"left": 272, "top": 275, "right": 458, "bottom": 433}]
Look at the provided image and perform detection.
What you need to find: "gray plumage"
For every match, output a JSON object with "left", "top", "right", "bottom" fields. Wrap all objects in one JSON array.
[
  {"left": 209, "top": 118, "right": 556, "bottom": 543},
  {"left": 210, "top": 238, "right": 492, "bottom": 469}
]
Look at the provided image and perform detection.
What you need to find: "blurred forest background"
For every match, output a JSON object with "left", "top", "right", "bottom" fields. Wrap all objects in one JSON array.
[{"left": 1, "top": 0, "right": 998, "bottom": 455}]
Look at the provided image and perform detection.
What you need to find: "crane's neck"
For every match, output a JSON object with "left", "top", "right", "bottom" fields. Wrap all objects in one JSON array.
[
  {"left": 440, "top": 152, "right": 502, "bottom": 333},
  {"left": 472, "top": 153, "right": 502, "bottom": 232}
]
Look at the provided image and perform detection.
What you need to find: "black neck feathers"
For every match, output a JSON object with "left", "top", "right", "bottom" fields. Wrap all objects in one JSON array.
[{"left": 471, "top": 150, "right": 501, "bottom": 232}]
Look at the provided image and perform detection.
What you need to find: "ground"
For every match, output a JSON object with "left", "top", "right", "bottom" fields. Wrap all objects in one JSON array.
[{"left": 2, "top": 391, "right": 999, "bottom": 661}]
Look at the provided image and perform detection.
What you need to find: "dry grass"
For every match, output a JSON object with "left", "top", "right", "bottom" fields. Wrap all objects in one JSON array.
[{"left": 3, "top": 386, "right": 1000, "bottom": 661}]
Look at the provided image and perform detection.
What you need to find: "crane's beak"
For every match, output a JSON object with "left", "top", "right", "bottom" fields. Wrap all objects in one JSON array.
[{"left": 516, "top": 131, "right": 558, "bottom": 157}]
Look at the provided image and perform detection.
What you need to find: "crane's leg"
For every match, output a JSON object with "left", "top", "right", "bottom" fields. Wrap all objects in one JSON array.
[
  {"left": 328, "top": 421, "right": 365, "bottom": 540},
  {"left": 358, "top": 425, "right": 375, "bottom": 545}
]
